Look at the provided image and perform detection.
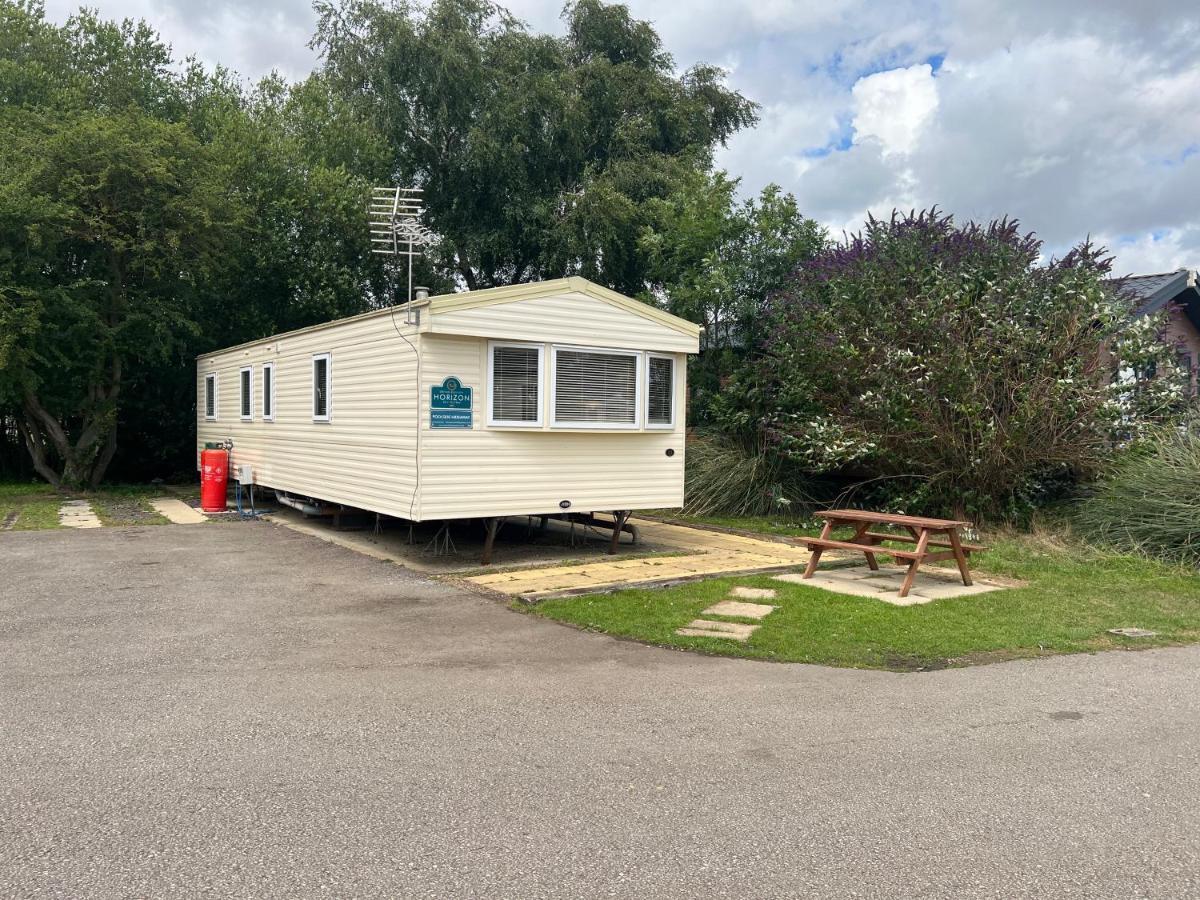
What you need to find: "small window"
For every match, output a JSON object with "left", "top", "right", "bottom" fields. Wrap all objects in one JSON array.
[
  {"left": 646, "top": 355, "right": 674, "bottom": 427},
  {"left": 239, "top": 367, "right": 253, "bottom": 420},
  {"left": 312, "top": 353, "right": 331, "bottom": 421},
  {"left": 262, "top": 362, "right": 275, "bottom": 421},
  {"left": 489, "top": 342, "right": 543, "bottom": 426},
  {"left": 552, "top": 347, "right": 640, "bottom": 428},
  {"left": 204, "top": 373, "right": 218, "bottom": 420}
]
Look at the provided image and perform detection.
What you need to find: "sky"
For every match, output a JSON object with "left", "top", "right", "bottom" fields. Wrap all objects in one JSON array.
[{"left": 42, "top": 0, "right": 1200, "bottom": 275}]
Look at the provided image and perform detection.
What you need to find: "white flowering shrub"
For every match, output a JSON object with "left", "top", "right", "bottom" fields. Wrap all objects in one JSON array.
[{"left": 750, "top": 210, "right": 1188, "bottom": 520}]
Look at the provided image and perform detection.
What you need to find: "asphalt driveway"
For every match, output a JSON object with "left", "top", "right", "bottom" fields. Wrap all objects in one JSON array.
[{"left": 2, "top": 523, "right": 1198, "bottom": 898}]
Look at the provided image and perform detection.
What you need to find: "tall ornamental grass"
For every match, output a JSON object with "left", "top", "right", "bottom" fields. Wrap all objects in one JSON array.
[
  {"left": 683, "top": 430, "right": 812, "bottom": 516},
  {"left": 1074, "top": 425, "right": 1200, "bottom": 565}
]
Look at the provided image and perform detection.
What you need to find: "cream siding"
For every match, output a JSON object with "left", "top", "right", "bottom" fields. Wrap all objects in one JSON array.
[
  {"left": 197, "top": 313, "right": 420, "bottom": 519},
  {"left": 430, "top": 290, "right": 699, "bottom": 353},
  {"left": 197, "top": 278, "right": 696, "bottom": 522},
  {"left": 417, "top": 333, "right": 687, "bottom": 520}
]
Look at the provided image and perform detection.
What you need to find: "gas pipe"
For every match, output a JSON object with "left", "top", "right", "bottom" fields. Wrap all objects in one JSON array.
[{"left": 200, "top": 447, "right": 229, "bottom": 512}]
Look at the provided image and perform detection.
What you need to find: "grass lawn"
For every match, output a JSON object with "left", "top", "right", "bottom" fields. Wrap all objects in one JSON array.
[
  {"left": 0, "top": 480, "right": 182, "bottom": 530},
  {"left": 527, "top": 527, "right": 1200, "bottom": 671},
  {"left": 0, "top": 481, "right": 63, "bottom": 530}
]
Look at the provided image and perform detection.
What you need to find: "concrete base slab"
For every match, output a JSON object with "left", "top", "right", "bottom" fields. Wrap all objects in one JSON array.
[
  {"left": 773, "top": 565, "right": 1006, "bottom": 606},
  {"left": 675, "top": 619, "right": 758, "bottom": 641},
  {"left": 729, "top": 586, "right": 778, "bottom": 600},
  {"left": 149, "top": 498, "right": 207, "bottom": 525},
  {"left": 59, "top": 500, "right": 101, "bottom": 529},
  {"left": 702, "top": 600, "right": 776, "bottom": 619}
]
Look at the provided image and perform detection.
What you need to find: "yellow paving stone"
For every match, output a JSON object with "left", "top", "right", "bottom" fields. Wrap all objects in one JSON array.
[{"left": 465, "top": 516, "right": 811, "bottom": 597}]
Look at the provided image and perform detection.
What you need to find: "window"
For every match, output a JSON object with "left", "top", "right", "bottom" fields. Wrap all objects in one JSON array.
[
  {"left": 489, "top": 342, "right": 543, "bottom": 426},
  {"left": 312, "top": 353, "right": 331, "bottom": 421},
  {"left": 262, "top": 362, "right": 275, "bottom": 421},
  {"left": 552, "top": 347, "right": 640, "bottom": 428},
  {"left": 646, "top": 354, "right": 675, "bottom": 427},
  {"left": 239, "top": 367, "right": 253, "bottom": 420},
  {"left": 204, "top": 373, "right": 218, "bottom": 420},
  {"left": 1177, "top": 351, "right": 1194, "bottom": 397}
]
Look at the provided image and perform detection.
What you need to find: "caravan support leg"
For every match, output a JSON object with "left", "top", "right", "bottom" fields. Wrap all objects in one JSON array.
[
  {"left": 481, "top": 517, "right": 504, "bottom": 566},
  {"left": 609, "top": 510, "right": 631, "bottom": 555}
]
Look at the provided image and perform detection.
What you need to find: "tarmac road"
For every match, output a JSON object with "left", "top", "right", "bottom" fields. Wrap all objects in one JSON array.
[{"left": 2, "top": 523, "right": 1198, "bottom": 898}]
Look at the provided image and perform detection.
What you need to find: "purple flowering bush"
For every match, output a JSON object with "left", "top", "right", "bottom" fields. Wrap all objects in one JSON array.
[{"left": 748, "top": 209, "right": 1185, "bottom": 520}]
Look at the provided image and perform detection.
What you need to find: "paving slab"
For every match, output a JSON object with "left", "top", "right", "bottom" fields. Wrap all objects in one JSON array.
[
  {"left": 729, "top": 586, "right": 777, "bottom": 600},
  {"left": 470, "top": 516, "right": 812, "bottom": 599},
  {"left": 675, "top": 619, "right": 759, "bottom": 641},
  {"left": 774, "top": 565, "right": 1007, "bottom": 606},
  {"left": 58, "top": 500, "right": 101, "bottom": 529},
  {"left": 702, "top": 600, "right": 776, "bottom": 620},
  {"left": 149, "top": 498, "right": 208, "bottom": 525}
]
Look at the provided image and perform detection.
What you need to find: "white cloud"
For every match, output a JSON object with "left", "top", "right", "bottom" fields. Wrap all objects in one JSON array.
[
  {"left": 851, "top": 63, "right": 938, "bottom": 156},
  {"left": 36, "top": 0, "right": 1200, "bottom": 273}
]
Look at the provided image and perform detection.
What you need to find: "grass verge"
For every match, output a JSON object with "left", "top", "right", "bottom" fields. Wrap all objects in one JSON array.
[
  {"left": 0, "top": 481, "right": 62, "bottom": 530},
  {"left": 525, "top": 527, "right": 1200, "bottom": 671}
]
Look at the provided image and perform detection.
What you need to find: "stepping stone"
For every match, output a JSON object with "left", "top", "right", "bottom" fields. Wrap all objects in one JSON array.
[
  {"left": 59, "top": 500, "right": 102, "bottom": 529},
  {"left": 729, "top": 586, "right": 777, "bottom": 600},
  {"left": 675, "top": 619, "right": 759, "bottom": 642},
  {"left": 149, "top": 498, "right": 208, "bottom": 525},
  {"left": 1108, "top": 627, "right": 1158, "bottom": 638},
  {"left": 702, "top": 600, "right": 776, "bottom": 620}
]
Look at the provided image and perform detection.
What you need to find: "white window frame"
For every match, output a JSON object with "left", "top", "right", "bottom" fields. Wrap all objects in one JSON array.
[
  {"left": 550, "top": 345, "right": 643, "bottom": 431},
  {"left": 239, "top": 366, "right": 253, "bottom": 421},
  {"left": 644, "top": 353, "right": 676, "bottom": 429},
  {"left": 261, "top": 362, "right": 276, "bottom": 422},
  {"left": 312, "top": 353, "right": 332, "bottom": 423},
  {"left": 487, "top": 340, "right": 545, "bottom": 428},
  {"left": 204, "top": 373, "right": 218, "bottom": 421}
]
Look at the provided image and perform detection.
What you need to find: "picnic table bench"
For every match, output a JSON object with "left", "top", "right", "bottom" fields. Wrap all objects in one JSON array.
[{"left": 801, "top": 509, "right": 986, "bottom": 598}]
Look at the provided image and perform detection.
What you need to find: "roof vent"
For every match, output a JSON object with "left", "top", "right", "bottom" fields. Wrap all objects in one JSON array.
[{"left": 414, "top": 286, "right": 430, "bottom": 301}]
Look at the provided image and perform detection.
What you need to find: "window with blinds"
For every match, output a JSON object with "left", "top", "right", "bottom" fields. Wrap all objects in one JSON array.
[
  {"left": 204, "top": 374, "right": 217, "bottom": 420},
  {"left": 553, "top": 348, "right": 639, "bottom": 426},
  {"left": 490, "top": 343, "right": 542, "bottom": 425},
  {"left": 312, "top": 353, "right": 331, "bottom": 421},
  {"left": 646, "top": 355, "right": 674, "bottom": 426},
  {"left": 262, "top": 363, "right": 275, "bottom": 421},
  {"left": 240, "top": 367, "right": 252, "bottom": 420}
]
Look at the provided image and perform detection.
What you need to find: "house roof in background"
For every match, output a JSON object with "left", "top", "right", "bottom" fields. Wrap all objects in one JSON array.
[
  {"left": 1116, "top": 268, "right": 1195, "bottom": 314},
  {"left": 1113, "top": 267, "right": 1200, "bottom": 331}
]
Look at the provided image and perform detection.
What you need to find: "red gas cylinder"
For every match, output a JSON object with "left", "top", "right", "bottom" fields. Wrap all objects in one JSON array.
[{"left": 200, "top": 448, "right": 229, "bottom": 511}]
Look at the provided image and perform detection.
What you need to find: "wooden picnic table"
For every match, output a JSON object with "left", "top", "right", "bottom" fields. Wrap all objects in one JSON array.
[{"left": 801, "top": 509, "right": 985, "bottom": 598}]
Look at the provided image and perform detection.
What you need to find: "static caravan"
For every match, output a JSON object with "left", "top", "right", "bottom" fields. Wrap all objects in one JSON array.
[{"left": 196, "top": 277, "right": 700, "bottom": 554}]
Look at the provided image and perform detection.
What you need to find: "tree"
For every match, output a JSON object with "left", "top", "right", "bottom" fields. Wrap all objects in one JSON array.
[
  {"left": 753, "top": 210, "right": 1187, "bottom": 520},
  {"left": 0, "top": 2, "right": 395, "bottom": 486},
  {"left": 311, "top": 0, "right": 757, "bottom": 294},
  {"left": 0, "top": 108, "right": 236, "bottom": 488},
  {"left": 638, "top": 171, "right": 825, "bottom": 422}
]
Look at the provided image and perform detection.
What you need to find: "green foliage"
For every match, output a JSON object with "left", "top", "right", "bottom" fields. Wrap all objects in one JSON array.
[
  {"left": 1074, "top": 423, "right": 1200, "bottom": 565},
  {"left": 683, "top": 430, "right": 813, "bottom": 517},
  {"left": 639, "top": 171, "right": 825, "bottom": 422},
  {"left": 755, "top": 209, "right": 1188, "bottom": 521},
  {"left": 0, "top": 1, "right": 392, "bottom": 485},
  {"left": 312, "top": 0, "right": 758, "bottom": 293}
]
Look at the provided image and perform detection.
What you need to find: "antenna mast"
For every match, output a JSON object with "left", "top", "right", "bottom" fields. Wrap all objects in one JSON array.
[{"left": 369, "top": 187, "right": 433, "bottom": 304}]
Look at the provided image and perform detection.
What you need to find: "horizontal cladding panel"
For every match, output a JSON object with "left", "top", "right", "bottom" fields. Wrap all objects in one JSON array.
[
  {"left": 431, "top": 292, "right": 698, "bottom": 353},
  {"left": 197, "top": 314, "right": 420, "bottom": 518},
  {"left": 415, "top": 333, "right": 685, "bottom": 520}
]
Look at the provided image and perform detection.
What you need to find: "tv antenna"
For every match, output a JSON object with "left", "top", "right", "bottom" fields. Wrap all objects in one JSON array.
[{"left": 369, "top": 187, "right": 434, "bottom": 303}]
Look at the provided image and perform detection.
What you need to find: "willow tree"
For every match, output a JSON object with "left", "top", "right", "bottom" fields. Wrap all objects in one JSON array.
[{"left": 312, "top": 0, "right": 758, "bottom": 294}]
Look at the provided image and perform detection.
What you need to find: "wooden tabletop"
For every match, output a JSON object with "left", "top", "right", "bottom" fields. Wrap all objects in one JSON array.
[{"left": 816, "top": 509, "right": 972, "bottom": 529}]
